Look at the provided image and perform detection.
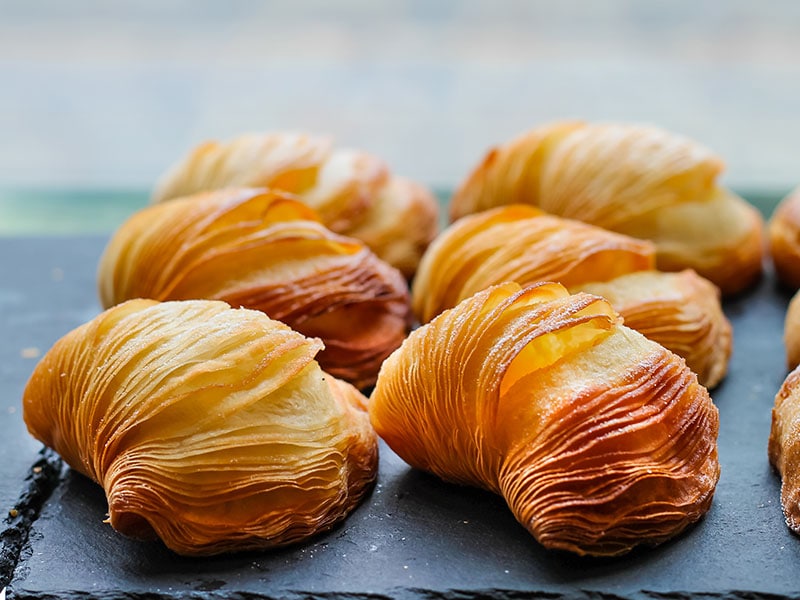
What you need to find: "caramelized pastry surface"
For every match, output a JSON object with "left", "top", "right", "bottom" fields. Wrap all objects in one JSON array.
[
  {"left": 370, "top": 282, "right": 720, "bottom": 556},
  {"left": 576, "top": 270, "right": 731, "bottom": 389},
  {"left": 152, "top": 132, "right": 439, "bottom": 278},
  {"left": 451, "top": 121, "right": 764, "bottom": 295},
  {"left": 769, "top": 187, "right": 800, "bottom": 290},
  {"left": 769, "top": 367, "right": 800, "bottom": 533},
  {"left": 784, "top": 290, "right": 800, "bottom": 371},
  {"left": 98, "top": 188, "right": 410, "bottom": 388},
  {"left": 23, "top": 300, "right": 378, "bottom": 556},
  {"left": 412, "top": 205, "right": 731, "bottom": 387}
]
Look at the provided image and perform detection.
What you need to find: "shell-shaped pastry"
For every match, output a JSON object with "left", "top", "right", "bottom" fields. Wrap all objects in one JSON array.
[
  {"left": 412, "top": 205, "right": 731, "bottom": 388},
  {"left": 151, "top": 132, "right": 440, "bottom": 278},
  {"left": 784, "top": 290, "right": 800, "bottom": 370},
  {"left": 23, "top": 299, "right": 378, "bottom": 556},
  {"left": 769, "top": 187, "right": 800, "bottom": 290},
  {"left": 451, "top": 121, "right": 764, "bottom": 296},
  {"left": 98, "top": 188, "right": 410, "bottom": 389},
  {"left": 769, "top": 366, "right": 800, "bottom": 532},
  {"left": 370, "top": 282, "right": 720, "bottom": 557}
]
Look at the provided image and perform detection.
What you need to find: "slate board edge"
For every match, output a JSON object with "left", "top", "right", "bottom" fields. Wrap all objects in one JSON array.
[
  {"left": 5, "top": 587, "right": 791, "bottom": 600},
  {"left": 1, "top": 450, "right": 63, "bottom": 589}
]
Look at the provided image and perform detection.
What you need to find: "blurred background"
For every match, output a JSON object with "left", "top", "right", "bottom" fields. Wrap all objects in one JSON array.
[{"left": 0, "top": 0, "right": 798, "bottom": 232}]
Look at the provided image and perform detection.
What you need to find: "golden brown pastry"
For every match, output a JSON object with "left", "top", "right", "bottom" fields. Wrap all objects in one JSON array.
[
  {"left": 152, "top": 132, "right": 439, "bottom": 278},
  {"left": 412, "top": 205, "right": 732, "bottom": 388},
  {"left": 575, "top": 271, "right": 730, "bottom": 389},
  {"left": 451, "top": 121, "right": 764, "bottom": 296},
  {"left": 769, "top": 366, "right": 800, "bottom": 533},
  {"left": 784, "top": 290, "right": 800, "bottom": 370},
  {"left": 370, "top": 282, "right": 720, "bottom": 557},
  {"left": 769, "top": 186, "right": 800, "bottom": 290},
  {"left": 98, "top": 188, "right": 410, "bottom": 389},
  {"left": 23, "top": 299, "right": 378, "bottom": 556}
]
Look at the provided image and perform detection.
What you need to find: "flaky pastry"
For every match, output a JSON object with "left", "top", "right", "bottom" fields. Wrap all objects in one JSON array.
[
  {"left": 576, "top": 270, "right": 731, "bottom": 389},
  {"left": 784, "top": 290, "right": 800, "bottom": 370},
  {"left": 769, "top": 186, "right": 800, "bottom": 290},
  {"left": 412, "top": 205, "right": 731, "bottom": 388},
  {"left": 451, "top": 121, "right": 764, "bottom": 296},
  {"left": 370, "top": 282, "right": 720, "bottom": 556},
  {"left": 98, "top": 188, "right": 410, "bottom": 388},
  {"left": 769, "top": 366, "right": 800, "bottom": 533},
  {"left": 152, "top": 132, "right": 439, "bottom": 278},
  {"left": 23, "top": 299, "right": 377, "bottom": 556}
]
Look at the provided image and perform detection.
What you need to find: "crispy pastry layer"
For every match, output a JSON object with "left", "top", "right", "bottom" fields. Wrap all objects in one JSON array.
[
  {"left": 98, "top": 188, "right": 410, "bottom": 388},
  {"left": 412, "top": 204, "right": 655, "bottom": 323},
  {"left": 152, "top": 132, "right": 439, "bottom": 278},
  {"left": 23, "top": 300, "right": 378, "bottom": 556},
  {"left": 451, "top": 121, "right": 764, "bottom": 296},
  {"left": 371, "top": 282, "right": 719, "bottom": 556},
  {"left": 576, "top": 271, "right": 731, "bottom": 389},
  {"left": 769, "top": 187, "right": 800, "bottom": 290},
  {"left": 412, "top": 205, "right": 731, "bottom": 388},
  {"left": 784, "top": 290, "right": 800, "bottom": 370},
  {"left": 769, "top": 367, "right": 800, "bottom": 533}
]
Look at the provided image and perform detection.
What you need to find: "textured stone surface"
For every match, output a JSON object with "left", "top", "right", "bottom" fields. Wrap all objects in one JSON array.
[
  {"left": 3, "top": 233, "right": 800, "bottom": 598},
  {"left": 0, "top": 236, "right": 104, "bottom": 588}
]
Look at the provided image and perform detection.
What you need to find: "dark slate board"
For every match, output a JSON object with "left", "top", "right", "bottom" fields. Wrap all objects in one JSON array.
[
  {"left": 4, "top": 235, "right": 800, "bottom": 599},
  {"left": 0, "top": 236, "right": 100, "bottom": 502},
  {"left": 0, "top": 237, "right": 103, "bottom": 580}
]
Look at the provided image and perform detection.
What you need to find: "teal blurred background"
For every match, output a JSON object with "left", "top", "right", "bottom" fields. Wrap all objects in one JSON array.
[{"left": 1, "top": 1, "right": 798, "bottom": 232}]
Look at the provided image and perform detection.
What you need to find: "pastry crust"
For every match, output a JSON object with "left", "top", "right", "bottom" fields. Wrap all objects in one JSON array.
[
  {"left": 785, "top": 290, "right": 800, "bottom": 370},
  {"left": 370, "top": 282, "right": 720, "bottom": 557},
  {"left": 576, "top": 270, "right": 731, "bottom": 389},
  {"left": 98, "top": 188, "right": 410, "bottom": 388},
  {"left": 769, "top": 187, "right": 800, "bottom": 290},
  {"left": 769, "top": 366, "right": 800, "bottom": 533},
  {"left": 413, "top": 204, "right": 655, "bottom": 322},
  {"left": 23, "top": 300, "right": 378, "bottom": 556},
  {"left": 451, "top": 121, "right": 765, "bottom": 296},
  {"left": 152, "top": 132, "right": 439, "bottom": 278},
  {"left": 412, "top": 205, "right": 732, "bottom": 388}
]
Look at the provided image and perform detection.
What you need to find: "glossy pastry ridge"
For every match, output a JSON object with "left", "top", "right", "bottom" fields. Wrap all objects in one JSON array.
[
  {"left": 151, "top": 131, "right": 440, "bottom": 278},
  {"left": 412, "top": 205, "right": 732, "bottom": 388},
  {"left": 371, "top": 282, "right": 720, "bottom": 556},
  {"left": 98, "top": 188, "right": 410, "bottom": 388},
  {"left": 575, "top": 270, "right": 731, "bottom": 389},
  {"left": 451, "top": 121, "right": 764, "bottom": 295},
  {"left": 412, "top": 204, "right": 655, "bottom": 323},
  {"left": 23, "top": 299, "right": 378, "bottom": 556}
]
